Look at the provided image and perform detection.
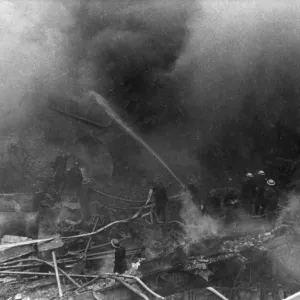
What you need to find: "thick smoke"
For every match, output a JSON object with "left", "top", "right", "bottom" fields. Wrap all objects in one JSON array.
[
  {"left": 68, "top": 0, "right": 193, "bottom": 131},
  {"left": 176, "top": 1, "right": 300, "bottom": 172},
  {"left": 0, "top": 1, "right": 77, "bottom": 135},
  {"left": 3, "top": 0, "right": 300, "bottom": 206},
  {"left": 61, "top": 0, "right": 300, "bottom": 183},
  {"left": 4, "top": 1, "right": 300, "bottom": 160}
]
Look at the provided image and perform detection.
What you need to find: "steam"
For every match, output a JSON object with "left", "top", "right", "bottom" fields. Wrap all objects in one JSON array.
[
  {"left": 0, "top": 1, "right": 76, "bottom": 136},
  {"left": 2, "top": 0, "right": 300, "bottom": 226},
  {"left": 3, "top": 0, "right": 300, "bottom": 154},
  {"left": 175, "top": 1, "right": 300, "bottom": 167},
  {"left": 269, "top": 194, "right": 300, "bottom": 282},
  {"left": 179, "top": 191, "right": 221, "bottom": 244}
]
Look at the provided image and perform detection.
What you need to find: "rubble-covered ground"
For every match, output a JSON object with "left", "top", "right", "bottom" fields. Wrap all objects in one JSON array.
[
  {"left": 0, "top": 107, "right": 299, "bottom": 299},
  {"left": 0, "top": 99, "right": 298, "bottom": 300}
]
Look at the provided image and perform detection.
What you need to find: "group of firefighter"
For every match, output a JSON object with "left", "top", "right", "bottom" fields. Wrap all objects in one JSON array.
[
  {"left": 150, "top": 170, "right": 280, "bottom": 224},
  {"left": 241, "top": 169, "right": 278, "bottom": 219},
  {"left": 50, "top": 153, "right": 280, "bottom": 274}
]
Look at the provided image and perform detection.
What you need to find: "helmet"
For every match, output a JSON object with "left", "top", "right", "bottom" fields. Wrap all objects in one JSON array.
[
  {"left": 246, "top": 173, "right": 254, "bottom": 178},
  {"left": 209, "top": 189, "right": 217, "bottom": 197},
  {"left": 111, "top": 238, "right": 120, "bottom": 248},
  {"left": 188, "top": 177, "right": 197, "bottom": 185},
  {"left": 153, "top": 175, "right": 162, "bottom": 186},
  {"left": 267, "top": 179, "right": 275, "bottom": 186},
  {"left": 257, "top": 170, "right": 265, "bottom": 176}
]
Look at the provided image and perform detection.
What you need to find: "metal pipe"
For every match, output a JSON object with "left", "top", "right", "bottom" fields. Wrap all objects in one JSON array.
[{"left": 52, "top": 251, "right": 63, "bottom": 298}]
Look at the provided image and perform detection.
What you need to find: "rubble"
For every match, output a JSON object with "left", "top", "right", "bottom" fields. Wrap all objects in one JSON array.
[
  {"left": 0, "top": 136, "right": 298, "bottom": 300},
  {"left": 37, "top": 235, "right": 64, "bottom": 260},
  {"left": 0, "top": 235, "right": 35, "bottom": 264}
]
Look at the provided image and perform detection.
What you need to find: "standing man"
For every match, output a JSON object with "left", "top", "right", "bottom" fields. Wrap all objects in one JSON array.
[
  {"left": 111, "top": 238, "right": 127, "bottom": 274},
  {"left": 241, "top": 172, "right": 256, "bottom": 214},
  {"left": 52, "top": 152, "right": 71, "bottom": 194},
  {"left": 152, "top": 178, "right": 169, "bottom": 224},
  {"left": 264, "top": 179, "right": 279, "bottom": 222},
  {"left": 254, "top": 170, "right": 266, "bottom": 215},
  {"left": 187, "top": 179, "right": 205, "bottom": 214},
  {"left": 65, "top": 161, "right": 83, "bottom": 202}
]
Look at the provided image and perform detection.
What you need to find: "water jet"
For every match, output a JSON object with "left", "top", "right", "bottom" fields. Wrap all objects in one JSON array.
[{"left": 89, "top": 91, "right": 185, "bottom": 188}]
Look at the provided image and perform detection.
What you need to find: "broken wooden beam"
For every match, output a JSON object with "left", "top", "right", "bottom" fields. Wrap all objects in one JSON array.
[
  {"left": 38, "top": 234, "right": 65, "bottom": 260},
  {"left": 0, "top": 235, "right": 35, "bottom": 263}
]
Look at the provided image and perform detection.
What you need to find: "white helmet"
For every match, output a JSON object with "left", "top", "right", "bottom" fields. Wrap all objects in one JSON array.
[
  {"left": 257, "top": 170, "right": 265, "bottom": 176},
  {"left": 267, "top": 179, "right": 275, "bottom": 186},
  {"left": 246, "top": 173, "right": 254, "bottom": 178}
]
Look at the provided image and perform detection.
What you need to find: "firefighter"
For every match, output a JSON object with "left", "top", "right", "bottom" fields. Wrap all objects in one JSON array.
[
  {"left": 186, "top": 179, "right": 205, "bottom": 214},
  {"left": 152, "top": 178, "right": 168, "bottom": 223},
  {"left": 207, "top": 188, "right": 222, "bottom": 215},
  {"left": 254, "top": 170, "right": 266, "bottom": 215},
  {"left": 65, "top": 161, "right": 83, "bottom": 202},
  {"left": 241, "top": 172, "right": 256, "bottom": 213},
  {"left": 111, "top": 238, "right": 127, "bottom": 274},
  {"left": 52, "top": 152, "right": 70, "bottom": 193},
  {"left": 264, "top": 179, "right": 279, "bottom": 221}
]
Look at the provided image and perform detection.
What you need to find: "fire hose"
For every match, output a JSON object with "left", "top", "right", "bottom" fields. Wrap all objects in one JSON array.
[
  {"left": 206, "top": 287, "right": 229, "bottom": 300},
  {"left": 284, "top": 291, "right": 300, "bottom": 300},
  {"left": 205, "top": 287, "right": 300, "bottom": 300}
]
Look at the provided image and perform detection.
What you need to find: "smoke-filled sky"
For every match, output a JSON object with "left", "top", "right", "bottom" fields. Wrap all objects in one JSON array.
[{"left": 2, "top": 0, "right": 300, "bottom": 175}]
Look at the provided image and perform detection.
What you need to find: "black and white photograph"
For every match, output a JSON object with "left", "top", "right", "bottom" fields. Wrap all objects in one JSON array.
[{"left": 0, "top": 1, "right": 299, "bottom": 299}]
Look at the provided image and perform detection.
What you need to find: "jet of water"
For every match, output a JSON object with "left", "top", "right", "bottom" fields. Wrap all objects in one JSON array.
[{"left": 89, "top": 91, "right": 185, "bottom": 188}]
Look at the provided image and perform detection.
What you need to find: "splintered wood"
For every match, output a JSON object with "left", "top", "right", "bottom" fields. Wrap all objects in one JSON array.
[{"left": 0, "top": 235, "right": 34, "bottom": 263}]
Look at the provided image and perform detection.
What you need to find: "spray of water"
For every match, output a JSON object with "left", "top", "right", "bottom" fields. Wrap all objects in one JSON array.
[{"left": 89, "top": 91, "right": 185, "bottom": 188}]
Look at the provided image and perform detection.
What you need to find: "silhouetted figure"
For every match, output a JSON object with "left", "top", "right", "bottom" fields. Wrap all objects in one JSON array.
[
  {"left": 52, "top": 152, "right": 70, "bottom": 193},
  {"left": 65, "top": 161, "right": 83, "bottom": 202},
  {"left": 187, "top": 181, "right": 205, "bottom": 214},
  {"left": 152, "top": 179, "right": 168, "bottom": 223},
  {"left": 264, "top": 179, "right": 279, "bottom": 221},
  {"left": 254, "top": 170, "right": 266, "bottom": 214},
  {"left": 111, "top": 239, "right": 127, "bottom": 274},
  {"left": 241, "top": 172, "right": 256, "bottom": 213},
  {"left": 206, "top": 189, "right": 222, "bottom": 215}
]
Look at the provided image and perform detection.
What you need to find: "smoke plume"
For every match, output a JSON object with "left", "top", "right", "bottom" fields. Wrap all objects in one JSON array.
[
  {"left": 0, "top": 1, "right": 77, "bottom": 135},
  {"left": 175, "top": 1, "right": 300, "bottom": 171},
  {"left": 269, "top": 193, "right": 300, "bottom": 283},
  {"left": 179, "top": 191, "right": 221, "bottom": 243},
  {"left": 3, "top": 0, "right": 300, "bottom": 223}
]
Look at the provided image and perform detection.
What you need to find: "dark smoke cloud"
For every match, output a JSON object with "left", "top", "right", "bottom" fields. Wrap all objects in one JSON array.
[
  {"left": 3, "top": 0, "right": 300, "bottom": 183},
  {"left": 68, "top": 0, "right": 194, "bottom": 130},
  {"left": 173, "top": 1, "right": 300, "bottom": 172},
  {"left": 65, "top": 0, "right": 300, "bottom": 176},
  {"left": 0, "top": 1, "right": 76, "bottom": 135}
]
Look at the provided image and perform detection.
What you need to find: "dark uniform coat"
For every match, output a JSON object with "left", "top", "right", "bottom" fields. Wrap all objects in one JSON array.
[
  {"left": 114, "top": 246, "right": 127, "bottom": 274},
  {"left": 66, "top": 166, "right": 83, "bottom": 189},
  {"left": 152, "top": 182, "right": 168, "bottom": 223}
]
